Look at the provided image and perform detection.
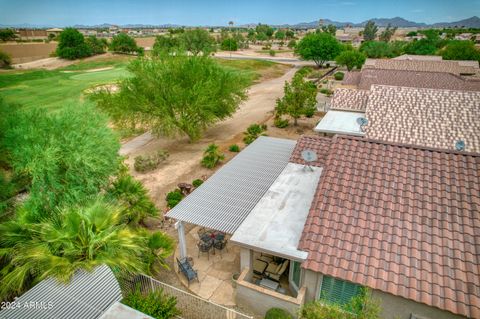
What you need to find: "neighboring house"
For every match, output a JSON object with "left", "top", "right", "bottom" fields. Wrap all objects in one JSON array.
[
  {"left": 45, "top": 28, "right": 63, "bottom": 37},
  {"left": 17, "top": 29, "right": 48, "bottom": 40},
  {"left": 393, "top": 54, "right": 443, "bottom": 61},
  {"left": 0, "top": 265, "right": 149, "bottom": 319},
  {"left": 363, "top": 58, "right": 479, "bottom": 76},
  {"left": 166, "top": 135, "right": 480, "bottom": 319},
  {"left": 454, "top": 33, "right": 473, "bottom": 41}
]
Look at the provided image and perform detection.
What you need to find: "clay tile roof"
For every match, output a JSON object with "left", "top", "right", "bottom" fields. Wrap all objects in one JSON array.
[
  {"left": 299, "top": 135, "right": 480, "bottom": 318},
  {"left": 364, "top": 58, "right": 478, "bottom": 76},
  {"left": 364, "top": 85, "right": 480, "bottom": 153},
  {"left": 289, "top": 135, "right": 332, "bottom": 167},
  {"left": 329, "top": 88, "right": 370, "bottom": 112},
  {"left": 344, "top": 68, "right": 480, "bottom": 91}
]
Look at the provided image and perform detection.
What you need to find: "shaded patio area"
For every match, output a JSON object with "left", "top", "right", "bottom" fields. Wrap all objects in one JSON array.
[{"left": 174, "top": 225, "right": 241, "bottom": 307}]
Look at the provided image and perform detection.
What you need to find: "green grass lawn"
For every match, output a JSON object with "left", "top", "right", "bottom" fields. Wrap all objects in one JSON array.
[
  {"left": 0, "top": 57, "right": 288, "bottom": 113},
  {"left": 0, "top": 59, "right": 131, "bottom": 112}
]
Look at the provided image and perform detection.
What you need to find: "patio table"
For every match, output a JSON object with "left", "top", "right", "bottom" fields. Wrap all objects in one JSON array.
[{"left": 259, "top": 278, "right": 279, "bottom": 291}]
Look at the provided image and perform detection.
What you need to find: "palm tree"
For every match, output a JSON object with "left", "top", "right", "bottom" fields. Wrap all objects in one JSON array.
[{"left": 0, "top": 200, "right": 173, "bottom": 299}]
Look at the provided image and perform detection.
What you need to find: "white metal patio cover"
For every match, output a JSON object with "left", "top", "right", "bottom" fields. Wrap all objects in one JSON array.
[
  {"left": 165, "top": 136, "right": 297, "bottom": 234},
  {"left": 0, "top": 265, "right": 122, "bottom": 319}
]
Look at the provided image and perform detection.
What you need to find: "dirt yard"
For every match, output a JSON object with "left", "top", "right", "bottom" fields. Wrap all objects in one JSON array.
[{"left": 0, "top": 42, "right": 58, "bottom": 63}]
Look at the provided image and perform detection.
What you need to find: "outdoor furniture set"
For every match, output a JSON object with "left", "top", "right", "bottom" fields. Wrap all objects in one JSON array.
[
  {"left": 196, "top": 228, "right": 228, "bottom": 259},
  {"left": 252, "top": 254, "right": 290, "bottom": 292}
]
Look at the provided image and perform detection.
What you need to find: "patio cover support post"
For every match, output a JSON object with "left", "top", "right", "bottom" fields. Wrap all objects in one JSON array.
[{"left": 175, "top": 221, "right": 187, "bottom": 260}]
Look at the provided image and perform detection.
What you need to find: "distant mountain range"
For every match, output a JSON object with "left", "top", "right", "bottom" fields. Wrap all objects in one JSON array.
[{"left": 1, "top": 16, "right": 479, "bottom": 29}]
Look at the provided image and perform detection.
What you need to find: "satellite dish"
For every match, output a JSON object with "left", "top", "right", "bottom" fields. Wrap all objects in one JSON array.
[
  {"left": 356, "top": 117, "right": 368, "bottom": 126},
  {"left": 301, "top": 149, "right": 317, "bottom": 172},
  {"left": 301, "top": 149, "right": 318, "bottom": 162},
  {"left": 455, "top": 140, "right": 465, "bottom": 151}
]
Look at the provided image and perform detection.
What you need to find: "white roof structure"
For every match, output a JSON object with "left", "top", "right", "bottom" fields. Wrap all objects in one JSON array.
[
  {"left": 314, "top": 110, "right": 366, "bottom": 136},
  {"left": 0, "top": 265, "right": 122, "bottom": 319},
  {"left": 166, "top": 136, "right": 297, "bottom": 234},
  {"left": 231, "top": 163, "right": 322, "bottom": 261}
]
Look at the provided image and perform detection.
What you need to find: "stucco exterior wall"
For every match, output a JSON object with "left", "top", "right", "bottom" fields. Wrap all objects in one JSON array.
[{"left": 372, "top": 290, "right": 466, "bottom": 319}]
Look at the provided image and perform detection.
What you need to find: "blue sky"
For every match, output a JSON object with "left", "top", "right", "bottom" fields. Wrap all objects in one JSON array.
[{"left": 1, "top": 0, "right": 479, "bottom": 26}]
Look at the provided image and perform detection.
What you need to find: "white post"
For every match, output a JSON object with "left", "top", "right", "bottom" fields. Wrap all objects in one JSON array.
[{"left": 175, "top": 221, "right": 187, "bottom": 260}]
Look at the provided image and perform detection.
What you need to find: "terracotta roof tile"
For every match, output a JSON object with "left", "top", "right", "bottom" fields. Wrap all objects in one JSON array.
[
  {"left": 343, "top": 69, "right": 480, "bottom": 91},
  {"left": 298, "top": 135, "right": 480, "bottom": 318},
  {"left": 329, "top": 88, "right": 370, "bottom": 111},
  {"left": 365, "top": 85, "right": 480, "bottom": 153},
  {"left": 289, "top": 135, "right": 332, "bottom": 167},
  {"left": 364, "top": 58, "right": 478, "bottom": 75}
]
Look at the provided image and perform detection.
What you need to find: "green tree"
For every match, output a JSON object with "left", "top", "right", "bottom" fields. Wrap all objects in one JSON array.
[
  {"left": 379, "top": 24, "right": 397, "bottom": 42},
  {"left": 201, "top": 144, "right": 225, "bottom": 169},
  {"left": 152, "top": 35, "right": 181, "bottom": 56},
  {"left": 256, "top": 24, "right": 274, "bottom": 38},
  {"left": 56, "top": 28, "right": 92, "bottom": 59},
  {"left": 360, "top": 41, "right": 393, "bottom": 58},
  {"left": 0, "top": 50, "right": 11, "bottom": 68},
  {"left": 440, "top": 41, "right": 480, "bottom": 61},
  {"left": 0, "top": 200, "right": 172, "bottom": 299},
  {"left": 0, "top": 29, "right": 16, "bottom": 42},
  {"left": 1, "top": 104, "right": 120, "bottom": 216},
  {"left": 275, "top": 30, "right": 286, "bottom": 40},
  {"left": 285, "top": 29, "right": 295, "bottom": 39},
  {"left": 295, "top": 32, "right": 342, "bottom": 67},
  {"left": 110, "top": 33, "right": 142, "bottom": 54},
  {"left": 85, "top": 35, "right": 107, "bottom": 55},
  {"left": 287, "top": 39, "right": 297, "bottom": 49},
  {"left": 93, "top": 56, "right": 249, "bottom": 142},
  {"left": 320, "top": 24, "right": 337, "bottom": 35},
  {"left": 406, "top": 31, "right": 417, "bottom": 37},
  {"left": 335, "top": 50, "right": 366, "bottom": 71},
  {"left": 256, "top": 32, "right": 268, "bottom": 42},
  {"left": 275, "top": 72, "right": 317, "bottom": 126},
  {"left": 221, "top": 38, "right": 238, "bottom": 51},
  {"left": 404, "top": 38, "right": 437, "bottom": 55},
  {"left": 179, "top": 29, "right": 215, "bottom": 56},
  {"left": 363, "top": 20, "right": 378, "bottom": 41}
]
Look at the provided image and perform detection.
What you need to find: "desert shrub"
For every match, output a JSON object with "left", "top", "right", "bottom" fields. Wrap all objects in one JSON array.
[
  {"left": 110, "top": 33, "right": 142, "bottom": 54},
  {"left": 319, "top": 88, "right": 333, "bottom": 96},
  {"left": 274, "top": 117, "right": 289, "bottom": 128},
  {"left": 201, "top": 144, "right": 225, "bottom": 169},
  {"left": 243, "top": 123, "right": 267, "bottom": 145},
  {"left": 262, "top": 43, "right": 272, "bottom": 50},
  {"left": 122, "top": 287, "right": 180, "bottom": 319},
  {"left": 334, "top": 72, "right": 344, "bottom": 81},
  {"left": 305, "top": 107, "right": 316, "bottom": 118},
  {"left": 265, "top": 307, "right": 293, "bottom": 319},
  {"left": 107, "top": 171, "right": 158, "bottom": 225},
  {"left": 228, "top": 144, "right": 240, "bottom": 152},
  {"left": 221, "top": 38, "right": 238, "bottom": 51},
  {"left": 192, "top": 179, "right": 204, "bottom": 187},
  {"left": 134, "top": 150, "right": 169, "bottom": 173},
  {"left": 0, "top": 50, "right": 11, "bottom": 68},
  {"left": 56, "top": 28, "right": 92, "bottom": 59},
  {"left": 269, "top": 49, "right": 276, "bottom": 56},
  {"left": 300, "top": 302, "right": 354, "bottom": 319},
  {"left": 166, "top": 189, "right": 183, "bottom": 208},
  {"left": 296, "top": 66, "right": 312, "bottom": 77}
]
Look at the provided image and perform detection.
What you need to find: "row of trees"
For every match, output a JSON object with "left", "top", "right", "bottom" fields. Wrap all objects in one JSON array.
[
  {"left": 0, "top": 100, "right": 173, "bottom": 299},
  {"left": 56, "top": 28, "right": 143, "bottom": 60}
]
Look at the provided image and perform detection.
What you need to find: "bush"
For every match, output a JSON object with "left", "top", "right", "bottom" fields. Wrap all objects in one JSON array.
[
  {"left": 166, "top": 189, "right": 183, "bottom": 208},
  {"left": 192, "top": 179, "right": 204, "bottom": 187},
  {"left": 287, "top": 39, "right": 297, "bottom": 49},
  {"left": 220, "top": 38, "right": 238, "bottom": 51},
  {"left": 269, "top": 49, "right": 276, "bottom": 56},
  {"left": 134, "top": 150, "right": 169, "bottom": 173},
  {"left": 300, "top": 302, "right": 355, "bottom": 319},
  {"left": 320, "top": 88, "right": 333, "bottom": 96},
  {"left": 228, "top": 144, "right": 240, "bottom": 152},
  {"left": 110, "top": 33, "right": 142, "bottom": 54},
  {"left": 201, "top": 144, "right": 225, "bottom": 169},
  {"left": 243, "top": 123, "right": 267, "bottom": 145},
  {"left": 85, "top": 36, "right": 107, "bottom": 55},
  {"left": 274, "top": 117, "right": 289, "bottom": 128},
  {"left": 305, "top": 107, "right": 316, "bottom": 118},
  {"left": 265, "top": 307, "right": 293, "bottom": 319},
  {"left": 107, "top": 171, "right": 158, "bottom": 225},
  {"left": 334, "top": 72, "right": 344, "bottom": 81},
  {"left": 0, "top": 50, "right": 11, "bottom": 68},
  {"left": 122, "top": 287, "right": 181, "bottom": 319}
]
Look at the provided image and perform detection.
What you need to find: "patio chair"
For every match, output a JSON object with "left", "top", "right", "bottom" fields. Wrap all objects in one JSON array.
[
  {"left": 213, "top": 239, "right": 228, "bottom": 257},
  {"left": 265, "top": 259, "right": 290, "bottom": 282},
  {"left": 197, "top": 240, "right": 213, "bottom": 259},
  {"left": 253, "top": 259, "right": 268, "bottom": 276},
  {"left": 176, "top": 258, "right": 199, "bottom": 287}
]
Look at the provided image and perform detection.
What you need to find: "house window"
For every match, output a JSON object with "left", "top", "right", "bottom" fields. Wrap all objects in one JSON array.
[
  {"left": 318, "top": 275, "right": 361, "bottom": 305},
  {"left": 292, "top": 261, "right": 301, "bottom": 287}
]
